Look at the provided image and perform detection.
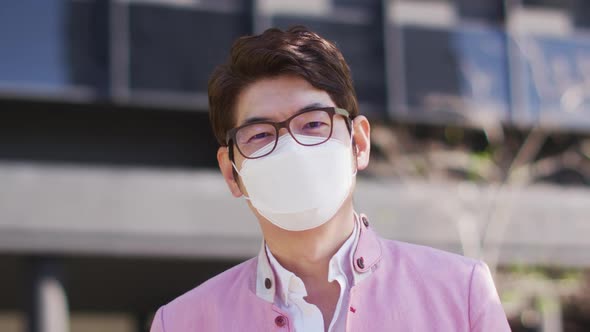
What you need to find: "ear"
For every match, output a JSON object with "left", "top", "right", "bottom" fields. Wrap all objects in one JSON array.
[
  {"left": 217, "top": 146, "right": 244, "bottom": 198},
  {"left": 352, "top": 115, "right": 371, "bottom": 171}
]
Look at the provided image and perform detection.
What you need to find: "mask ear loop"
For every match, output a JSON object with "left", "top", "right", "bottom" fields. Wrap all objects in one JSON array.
[
  {"left": 350, "top": 118, "right": 358, "bottom": 177},
  {"left": 231, "top": 160, "right": 251, "bottom": 201}
]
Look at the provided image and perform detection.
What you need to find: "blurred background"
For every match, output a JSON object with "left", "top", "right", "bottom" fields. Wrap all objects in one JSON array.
[{"left": 0, "top": 0, "right": 589, "bottom": 331}]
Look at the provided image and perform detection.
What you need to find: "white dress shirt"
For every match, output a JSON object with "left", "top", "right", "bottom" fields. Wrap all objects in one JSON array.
[{"left": 265, "top": 221, "right": 359, "bottom": 332}]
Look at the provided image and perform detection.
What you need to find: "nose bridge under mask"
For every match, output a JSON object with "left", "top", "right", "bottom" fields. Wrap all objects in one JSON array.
[{"left": 235, "top": 135, "right": 356, "bottom": 231}]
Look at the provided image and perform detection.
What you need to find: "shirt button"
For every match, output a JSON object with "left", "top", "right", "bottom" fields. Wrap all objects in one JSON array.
[
  {"left": 362, "top": 216, "right": 369, "bottom": 227},
  {"left": 275, "top": 315, "right": 287, "bottom": 327},
  {"left": 265, "top": 278, "right": 272, "bottom": 289},
  {"left": 356, "top": 257, "right": 365, "bottom": 269}
]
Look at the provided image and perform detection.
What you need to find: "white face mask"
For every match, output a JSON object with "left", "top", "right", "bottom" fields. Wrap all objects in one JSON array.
[{"left": 232, "top": 133, "right": 356, "bottom": 231}]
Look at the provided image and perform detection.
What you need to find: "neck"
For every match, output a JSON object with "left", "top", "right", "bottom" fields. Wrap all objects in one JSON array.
[{"left": 261, "top": 200, "right": 356, "bottom": 284}]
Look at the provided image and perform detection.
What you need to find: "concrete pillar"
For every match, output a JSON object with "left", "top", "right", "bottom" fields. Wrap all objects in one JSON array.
[
  {"left": 27, "top": 258, "right": 69, "bottom": 332},
  {"left": 541, "top": 294, "right": 563, "bottom": 332}
]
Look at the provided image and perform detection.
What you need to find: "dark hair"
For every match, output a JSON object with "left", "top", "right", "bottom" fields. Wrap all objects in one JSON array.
[{"left": 208, "top": 26, "right": 359, "bottom": 146}]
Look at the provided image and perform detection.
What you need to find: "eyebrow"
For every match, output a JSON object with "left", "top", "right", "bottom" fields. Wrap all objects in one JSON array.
[{"left": 240, "top": 102, "right": 329, "bottom": 126}]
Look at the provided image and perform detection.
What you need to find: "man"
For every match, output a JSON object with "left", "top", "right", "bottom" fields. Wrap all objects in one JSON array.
[{"left": 150, "top": 26, "right": 510, "bottom": 332}]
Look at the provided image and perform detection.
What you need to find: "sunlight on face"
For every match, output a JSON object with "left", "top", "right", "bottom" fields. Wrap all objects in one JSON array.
[{"left": 235, "top": 76, "right": 335, "bottom": 126}]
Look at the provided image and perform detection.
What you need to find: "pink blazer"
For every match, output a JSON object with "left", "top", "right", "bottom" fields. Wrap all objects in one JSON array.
[{"left": 150, "top": 216, "right": 511, "bottom": 331}]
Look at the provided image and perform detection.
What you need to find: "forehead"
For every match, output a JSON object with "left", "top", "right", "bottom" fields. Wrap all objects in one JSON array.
[{"left": 234, "top": 75, "right": 335, "bottom": 126}]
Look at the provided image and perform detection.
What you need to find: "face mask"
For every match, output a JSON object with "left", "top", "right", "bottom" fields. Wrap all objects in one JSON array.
[{"left": 232, "top": 132, "right": 356, "bottom": 231}]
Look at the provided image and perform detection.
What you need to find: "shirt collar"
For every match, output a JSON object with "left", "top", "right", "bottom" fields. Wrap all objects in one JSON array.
[
  {"left": 254, "top": 212, "right": 382, "bottom": 302},
  {"left": 265, "top": 220, "right": 359, "bottom": 306}
]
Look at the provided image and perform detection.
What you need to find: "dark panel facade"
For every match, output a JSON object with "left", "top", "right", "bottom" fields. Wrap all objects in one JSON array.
[
  {"left": 0, "top": 0, "right": 109, "bottom": 97},
  {"left": 129, "top": 3, "right": 250, "bottom": 94}
]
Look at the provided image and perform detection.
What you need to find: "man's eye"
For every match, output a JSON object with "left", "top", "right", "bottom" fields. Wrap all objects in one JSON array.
[
  {"left": 304, "top": 121, "right": 325, "bottom": 129},
  {"left": 249, "top": 132, "right": 271, "bottom": 142}
]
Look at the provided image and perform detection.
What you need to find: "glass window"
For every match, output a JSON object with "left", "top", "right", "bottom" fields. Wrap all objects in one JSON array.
[
  {"left": 128, "top": 2, "right": 249, "bottom": 94},
  {"left": 0, "top": 0, "right": 108, "bottom": 94},
  {"left": 456, "top": 0, "right": 505, "bottom": 23},
  {"left": 518, "top": 33, "right": 590, "bottom": 126},
  {"left": 573, "top": 0, "right": 590, "bottom": 28},
  {"left": 397, "top": 25, "right": 510, "bottom": 121}
]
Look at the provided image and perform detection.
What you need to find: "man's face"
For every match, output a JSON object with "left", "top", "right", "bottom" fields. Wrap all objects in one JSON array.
[
  {"left": 232, "top": 75, "right": 352, "bottom": 171},
  {"left": 216, "top": 75, "right": 371, "bottom": 218}
]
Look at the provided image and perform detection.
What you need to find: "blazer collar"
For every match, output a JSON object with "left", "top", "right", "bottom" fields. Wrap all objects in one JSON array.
[{"left": 254, "top": 212, "right": 383, "bottom": 302}]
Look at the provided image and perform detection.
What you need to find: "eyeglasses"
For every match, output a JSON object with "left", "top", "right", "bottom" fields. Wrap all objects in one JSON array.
[{"left": 226, "top": 107, "right": 352, "bottom": 159}]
